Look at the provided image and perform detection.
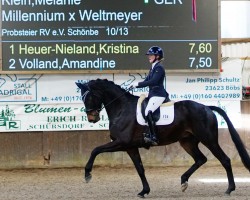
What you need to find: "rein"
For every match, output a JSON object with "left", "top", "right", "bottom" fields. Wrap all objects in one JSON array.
[
  {"left": 82, "top": 86, "right": 133, "bottom": 113},
  {"left": 98, "top": 86, "right": 133, "bottom": 112}
]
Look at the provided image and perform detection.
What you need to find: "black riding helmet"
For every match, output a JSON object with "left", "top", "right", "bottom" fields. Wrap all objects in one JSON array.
[{"left": 145, "top": 46, "right": 164, "bottom": 60}]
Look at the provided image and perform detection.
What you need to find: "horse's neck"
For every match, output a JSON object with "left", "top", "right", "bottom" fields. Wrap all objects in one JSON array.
[{"left": 102, "top": 91, "right": 127, "bottom": 119}]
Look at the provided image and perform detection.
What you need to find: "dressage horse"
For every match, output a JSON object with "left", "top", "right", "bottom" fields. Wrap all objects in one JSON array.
[{"left": 76, "top": 79, "right": 250, "bottom": 198}]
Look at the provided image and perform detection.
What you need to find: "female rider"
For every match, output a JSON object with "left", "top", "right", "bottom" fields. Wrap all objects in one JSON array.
[{"left": 132, "top": 46, "right": 169, "bottom": 145}]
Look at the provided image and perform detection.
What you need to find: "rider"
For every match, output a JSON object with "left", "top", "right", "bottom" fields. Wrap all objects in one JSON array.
[{"left": 132, "top": 46, "right": 169, "bottom": 146}]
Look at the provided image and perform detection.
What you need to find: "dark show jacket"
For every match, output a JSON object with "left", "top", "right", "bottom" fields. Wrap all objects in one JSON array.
[{"left": 137, "top": 62, "right": 169, "bottom": 99}]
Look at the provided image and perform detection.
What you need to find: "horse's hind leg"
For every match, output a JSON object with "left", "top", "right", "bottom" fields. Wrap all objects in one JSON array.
[
  {"left": 203, "top": 141, "right": 235, "bottom": 195},
  {"left": 127, "top": 148, "right": 150, "bottom": 198},
  {"left": 179, "top": 136, "right": 207, "bottom": 192}
]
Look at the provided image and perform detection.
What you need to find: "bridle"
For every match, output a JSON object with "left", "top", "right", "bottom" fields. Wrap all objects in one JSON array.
[
  {"left": 81, "top": 86, "right": 133, "bottom": 116},
  {"left": 81, "top": 90, "right": 101, "bottom": 117}
]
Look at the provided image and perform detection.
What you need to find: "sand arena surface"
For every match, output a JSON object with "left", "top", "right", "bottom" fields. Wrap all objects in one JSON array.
[{"left": 0, "top": 166, "right": 249, "bottom": 200}]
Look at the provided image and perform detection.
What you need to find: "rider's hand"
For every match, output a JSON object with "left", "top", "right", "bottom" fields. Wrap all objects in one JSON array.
[{"left": 131, "top": 82, "right": 138, "bottom": 89}]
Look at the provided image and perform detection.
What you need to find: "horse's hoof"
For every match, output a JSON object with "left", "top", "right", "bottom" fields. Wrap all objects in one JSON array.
[
  {"left": 224, "top": 190, "right": 232, "bottom": 196},
  {"left": 181, "top": 182, "right": 188, "bottom": 192},
  {"left": 137, "top": 193, "right": 145, "bottom": 198},
  {"left": 85, "top": 174, "right": 92, "bottom": 183},
  {"left": 137, "top": 190, "right": 149, "bottom": 198},
  {"left": 225, "top": 187, "right": 234, "bottom": 196},
  {"left": 224, "top": 192, "right": 231, "bottom": 196}
]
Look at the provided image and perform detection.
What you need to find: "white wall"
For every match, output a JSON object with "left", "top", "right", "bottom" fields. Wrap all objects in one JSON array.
[{"left": 221, "top": 1, "right": 250, "bottom": 38}]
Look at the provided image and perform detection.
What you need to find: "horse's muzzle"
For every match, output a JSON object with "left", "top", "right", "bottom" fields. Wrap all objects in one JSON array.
[{"left": 87, "top": 111, "right": 100, "bottom": 123}]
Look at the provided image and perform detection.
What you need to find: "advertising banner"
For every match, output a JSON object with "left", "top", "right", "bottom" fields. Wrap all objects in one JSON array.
[{"left": 0, "top": 59, "right": 243, "bottom": 132}]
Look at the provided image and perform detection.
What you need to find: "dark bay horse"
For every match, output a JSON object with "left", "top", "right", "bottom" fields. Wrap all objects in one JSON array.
[{"left": 76, "top": 79, "right": 250, "bottom": 198}]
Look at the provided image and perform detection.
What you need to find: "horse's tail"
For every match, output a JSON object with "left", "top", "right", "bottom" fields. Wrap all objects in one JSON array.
[{"left": 209, "top": 106, "right": 250, "bottom": 171}]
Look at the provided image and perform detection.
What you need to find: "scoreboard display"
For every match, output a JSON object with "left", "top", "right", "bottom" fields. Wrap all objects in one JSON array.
[{"left": 0, "top": 0, "right": 220, "bottom": 73}]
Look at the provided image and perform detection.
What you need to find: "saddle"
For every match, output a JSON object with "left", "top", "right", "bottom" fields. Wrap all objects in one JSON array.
[
  {"left": 141, "top": 96, "right": 170, "bottom": 121},
  {"left": 136, "top": 94, "right": 175, "bottom": 126}
]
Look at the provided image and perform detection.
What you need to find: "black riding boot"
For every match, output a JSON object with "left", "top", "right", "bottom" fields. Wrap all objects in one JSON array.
[{"left": 144, "top": 111, "right": 159, "bottom": 146}]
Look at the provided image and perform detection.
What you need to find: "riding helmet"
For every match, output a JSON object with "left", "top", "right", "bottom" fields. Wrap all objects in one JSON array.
[{"left": 146, "top": 46, "right": 164, "bottom": 59}]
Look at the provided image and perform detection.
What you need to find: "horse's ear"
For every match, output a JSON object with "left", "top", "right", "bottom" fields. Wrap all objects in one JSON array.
[
  {"left": 75, "top": 82, "right": 89, "bottom": 92},
  {"left": 75, "top": 82, "right": 82, "bottom": 89}
]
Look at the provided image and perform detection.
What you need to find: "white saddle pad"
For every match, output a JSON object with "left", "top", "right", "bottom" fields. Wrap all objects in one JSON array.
[{"left": 136, "top": 95, "right": 175, "bottom": 126}]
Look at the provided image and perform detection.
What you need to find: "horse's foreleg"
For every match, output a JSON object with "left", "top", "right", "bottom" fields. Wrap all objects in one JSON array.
[
  {"left": 127, "top": 148, "right": 150, "bottom": 198},
  {"left": 179, "top": 138, "right": 207, "bottom": 192},
  {"left": 85, "top": 141, "right": 124, "bottom": 183}
]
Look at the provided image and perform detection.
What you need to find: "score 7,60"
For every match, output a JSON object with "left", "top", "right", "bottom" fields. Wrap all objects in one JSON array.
[
  {"left": 188, "top": 42, "right": 213, "bottom": 68},
  {"left": 189, "top": 43, "right": 212, "bottom": 54}
]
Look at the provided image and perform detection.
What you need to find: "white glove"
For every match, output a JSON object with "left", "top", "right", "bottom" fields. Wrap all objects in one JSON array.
[{"left": 131, "top": 82, "right": 138, "bottom": 88}]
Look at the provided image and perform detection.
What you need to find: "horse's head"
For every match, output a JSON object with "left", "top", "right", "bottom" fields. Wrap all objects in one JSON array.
[
  {"left": 76, "top": 79, "right": 134, "bottom": 123},
  {"left": 76, "top": 81, "right": 103, "bottom": 123}
]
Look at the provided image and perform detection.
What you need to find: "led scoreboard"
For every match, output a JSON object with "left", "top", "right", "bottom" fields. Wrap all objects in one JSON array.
[{"left": 0, "top": 0, "right": 220, "bottom": 73}]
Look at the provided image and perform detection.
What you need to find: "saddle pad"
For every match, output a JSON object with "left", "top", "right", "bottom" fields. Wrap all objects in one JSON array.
[{"left": 136, "top": 95, "right": 175, "bottom": 126}]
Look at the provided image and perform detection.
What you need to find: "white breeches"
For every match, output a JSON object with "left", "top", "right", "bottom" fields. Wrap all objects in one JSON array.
[{"left": 145, "top": 97, "right": 165, "bottom": 116}]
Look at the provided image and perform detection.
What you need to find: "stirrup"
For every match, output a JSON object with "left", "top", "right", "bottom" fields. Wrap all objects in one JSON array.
[
  {"left": 143, "top": 132, "right": 150, "bottom": 138},
  {"left": 144, "top": 136, "right": 158, "bottom": 146}
]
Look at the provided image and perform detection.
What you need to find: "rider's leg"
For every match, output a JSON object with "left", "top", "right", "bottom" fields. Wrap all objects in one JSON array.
[
  {"left": 144, "top": 97, "right": 165, "bottom": 145},
  {"left": 144, "top": 110, "right": 158, "bottom": 145}
]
